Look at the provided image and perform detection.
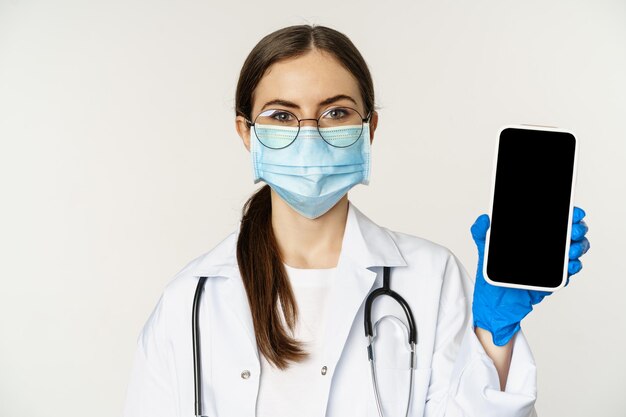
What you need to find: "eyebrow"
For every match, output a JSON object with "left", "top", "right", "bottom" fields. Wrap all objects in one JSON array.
[{"left": 260, "top": 94, "right": 358, "bottom": 111}]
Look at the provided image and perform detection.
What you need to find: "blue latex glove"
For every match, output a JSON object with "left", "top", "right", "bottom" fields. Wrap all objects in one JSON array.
[{"left": 471, "top": 206, "right": 590, "bottom": 346}]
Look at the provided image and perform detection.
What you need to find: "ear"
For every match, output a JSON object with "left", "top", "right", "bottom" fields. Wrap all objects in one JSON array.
[
  {"left": 235, "top": 115, "right": 251, "bottom": 152},
  {"left": 369, "top": 111, "right": 379, "bottom": 145}
]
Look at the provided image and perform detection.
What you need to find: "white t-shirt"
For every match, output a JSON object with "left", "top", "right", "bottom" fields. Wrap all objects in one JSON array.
[{"left": 255, "top": 262, "right": 337, "bottom": 417}]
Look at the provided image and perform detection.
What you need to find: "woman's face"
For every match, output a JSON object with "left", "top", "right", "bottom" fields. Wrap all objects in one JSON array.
[{"left": 235, "top": 48, "right": 378, "bottom": 151}]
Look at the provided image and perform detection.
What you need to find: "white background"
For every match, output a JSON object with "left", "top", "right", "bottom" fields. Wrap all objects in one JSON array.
[{"left": 1, "top": 0, "right": 624, "bottom": 416}]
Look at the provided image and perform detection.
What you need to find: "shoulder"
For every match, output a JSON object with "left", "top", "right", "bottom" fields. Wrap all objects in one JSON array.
[
  {"left": 382, "top": 226, "right": 474, "bottom": 302},
  {"left": 159, "top": 230, "right": 239, "bottom": 312},
  {"left": 384, "top": 226, "right": 457, "bottom": 269}
]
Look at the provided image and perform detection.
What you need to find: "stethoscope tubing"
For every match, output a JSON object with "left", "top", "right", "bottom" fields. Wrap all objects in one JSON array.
[
  {"left": 192, "top": 266, "right": 417, "bottom": 417},
  {"left": 364, "top": 266, "right": 417, "bottom": 345},
  {"left": 192, "top": 276, "right": 208, "bottom": 417},
  {"left": 365, "top": 266, "right": 418, "bottom": 417}
]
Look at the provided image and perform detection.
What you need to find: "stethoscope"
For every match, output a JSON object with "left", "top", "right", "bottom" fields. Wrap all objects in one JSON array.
[{"left": 192, "top": 266, "right": 417, "bottom": 417}]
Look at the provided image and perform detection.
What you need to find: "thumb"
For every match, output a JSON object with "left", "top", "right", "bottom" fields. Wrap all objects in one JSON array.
[{"left": 470, "top": 214, "right": 490, "bottom": 246}]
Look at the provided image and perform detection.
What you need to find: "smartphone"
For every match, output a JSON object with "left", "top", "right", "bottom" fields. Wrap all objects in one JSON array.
[{"left": 483, "top": 124, "right": 578, "bottom": 292}]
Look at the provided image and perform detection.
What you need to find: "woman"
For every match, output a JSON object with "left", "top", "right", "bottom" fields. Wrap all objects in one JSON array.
[{"left": 122, "top": 24, "right": 590, "bottom": 417}]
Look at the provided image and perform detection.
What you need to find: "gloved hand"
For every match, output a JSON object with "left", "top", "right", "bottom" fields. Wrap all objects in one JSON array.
[{"left": 470, "top": 206, "right": 590, "bottom": 346}]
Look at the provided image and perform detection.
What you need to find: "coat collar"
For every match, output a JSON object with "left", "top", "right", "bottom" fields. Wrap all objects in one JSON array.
[{"left": 190, "top": 199, "right": 407, "bottom": 279}]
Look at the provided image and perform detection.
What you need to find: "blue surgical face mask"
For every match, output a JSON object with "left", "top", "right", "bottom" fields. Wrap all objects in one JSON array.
[{"left": 250, "top": 123, "right": 371, "bottom": 219}]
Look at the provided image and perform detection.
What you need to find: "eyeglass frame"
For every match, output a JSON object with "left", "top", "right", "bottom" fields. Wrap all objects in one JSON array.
[{"left": 244, "top": 105, "right": 373, "bottom": 149}]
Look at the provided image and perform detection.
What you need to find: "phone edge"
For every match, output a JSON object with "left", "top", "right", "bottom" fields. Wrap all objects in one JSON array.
[{"left": 482, "top": 124, "right": 578, "bottom": 293}]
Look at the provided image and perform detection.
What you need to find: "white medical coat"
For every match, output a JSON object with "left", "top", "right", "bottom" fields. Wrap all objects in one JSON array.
[{"left": 122, "top": 201, "right": 538, "bottom": 417}]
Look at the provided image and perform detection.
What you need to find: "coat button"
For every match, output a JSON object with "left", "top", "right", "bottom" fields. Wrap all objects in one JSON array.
[
  {"left": 321, "top": 365, "right": 327, "bottom": 376},
  {"left": 241, "top": 370, "right": 251, "bottom": 379}
]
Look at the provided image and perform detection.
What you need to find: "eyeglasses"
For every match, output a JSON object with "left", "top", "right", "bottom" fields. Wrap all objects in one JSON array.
[{"left": 245, "top": 106, "right": 372, "bottom": 149}]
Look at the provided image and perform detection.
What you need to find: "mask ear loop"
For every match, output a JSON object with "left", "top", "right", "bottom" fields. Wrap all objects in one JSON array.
[{"left": 364, "top": 266, "right": 418, "bottom": 417}]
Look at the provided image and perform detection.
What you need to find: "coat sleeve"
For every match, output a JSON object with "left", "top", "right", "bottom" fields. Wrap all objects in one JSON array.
[
  {"left": 424, "top": 251, "right": 539, "bottom": 417},
  {"left": 122, "top": 292, "right": 179, "bottom": 417}
]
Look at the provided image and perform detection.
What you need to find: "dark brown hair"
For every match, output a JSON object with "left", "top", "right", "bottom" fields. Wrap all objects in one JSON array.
[{"left": 234, "top": 24, "right": 375, "bottom": 369}]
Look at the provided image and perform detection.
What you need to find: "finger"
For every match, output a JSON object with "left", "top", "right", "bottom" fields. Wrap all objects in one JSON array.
[
  {"left": 572, "top": 206, "right": 586, "bottom": 223},
  {"left": 568, "top": 259, "right": 583, "bottom": 276},
  {"left": 571, "top": 220, "right": 588, "bottom": 241},
  {"left": 569, "top": 237, "right": 590, "bottom": 259},
  {"left": 470, "top": 214, "right": 490, "bottom": 243},
  {"left": 529, "top": 290, "right": 551, "bottom": 304}
]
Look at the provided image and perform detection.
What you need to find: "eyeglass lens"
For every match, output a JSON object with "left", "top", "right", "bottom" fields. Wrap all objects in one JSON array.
[{"left": 253, "top": 106, "right": 366, "bottom": 149}]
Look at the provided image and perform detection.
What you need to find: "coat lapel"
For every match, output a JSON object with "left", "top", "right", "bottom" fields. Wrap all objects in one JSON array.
[
  {"left": 190, "top": 233, "right": 261, "bottom": 364},
  {"left": 320, "top": 201, "right": 407, "bottom": 376},
  {"left": 223, "top": 266, "right": 260, "bottom": 361}
]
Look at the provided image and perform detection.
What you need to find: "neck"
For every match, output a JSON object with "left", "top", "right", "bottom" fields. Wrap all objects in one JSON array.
[{"left": 270, "top": 190, "right": 348, "bottom": 269}]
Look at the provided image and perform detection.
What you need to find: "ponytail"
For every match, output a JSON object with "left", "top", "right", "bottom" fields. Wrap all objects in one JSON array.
[{"left": 236, "top": 184, "right": 308, "bottom": 369}]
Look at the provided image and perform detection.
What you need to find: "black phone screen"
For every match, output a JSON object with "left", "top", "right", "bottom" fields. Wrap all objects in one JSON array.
[{"left": 486, "top": 127, "right": 576, "bottom": 289}]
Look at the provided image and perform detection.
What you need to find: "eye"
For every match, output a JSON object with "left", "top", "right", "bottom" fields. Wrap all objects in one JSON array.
[
  {"left": 323, "top": 107, "right": 353, "bottom": 120},
  {"left": 264, "top": 109, "right": 295, "bottom": 123}
]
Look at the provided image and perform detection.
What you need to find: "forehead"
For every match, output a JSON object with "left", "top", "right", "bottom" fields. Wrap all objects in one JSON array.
[{"left": 252, "top": 49, "right": 362, "bottom": 113}]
